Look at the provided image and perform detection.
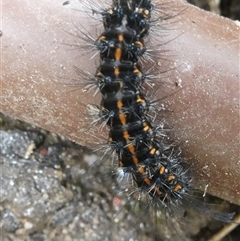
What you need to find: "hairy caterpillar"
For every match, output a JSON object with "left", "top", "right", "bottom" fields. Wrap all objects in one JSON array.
[{"left": 66, "top": 0, "right": 236, "bottom": 240}]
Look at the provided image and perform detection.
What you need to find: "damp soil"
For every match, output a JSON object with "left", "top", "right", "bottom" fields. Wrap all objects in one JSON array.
[{"left": 187, "top": 0, "right": 240, "bottom": 20}]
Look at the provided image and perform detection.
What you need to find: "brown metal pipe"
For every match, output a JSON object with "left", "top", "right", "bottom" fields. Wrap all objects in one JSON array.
[{"left": 1, "top": 0, "right": 239, "bottom": 205}]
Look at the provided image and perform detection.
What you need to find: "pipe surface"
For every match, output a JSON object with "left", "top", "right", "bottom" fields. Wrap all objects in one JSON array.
[{"left": 1, "top": 0, "right": 239, "bottom": 205}]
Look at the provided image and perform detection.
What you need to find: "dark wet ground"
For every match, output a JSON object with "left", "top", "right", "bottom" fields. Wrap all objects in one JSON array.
[
  {"left": 1, "top": 1, "right": 240, "bottom": 241},
  {"left": 188, "top": 0, "right": 240, "bottom": 20}
]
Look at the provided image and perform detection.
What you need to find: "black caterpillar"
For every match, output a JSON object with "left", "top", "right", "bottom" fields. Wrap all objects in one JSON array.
[
  {"left": 77, "top": 0, "right": 235, "bottom": 234},
  {"left": 90, "top": 0, "right": 190, "bottom": 208}
]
